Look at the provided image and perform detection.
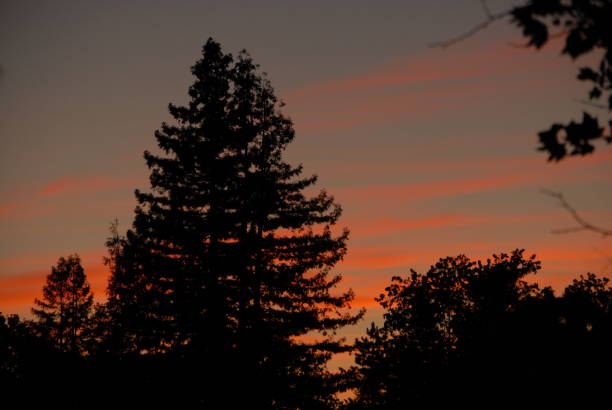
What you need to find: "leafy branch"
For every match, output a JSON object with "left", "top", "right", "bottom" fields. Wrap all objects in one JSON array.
[{"left": 432, "top": 0, "right": 612, "bottom": 161}]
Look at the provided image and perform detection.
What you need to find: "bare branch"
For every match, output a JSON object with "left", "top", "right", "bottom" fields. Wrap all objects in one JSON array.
[
  {"left": 541, "top": 188, "right": 612, "bottom": 237},
  {"left": 574, "top": 98, "right": 609, "bottom": 110},
  {"left": 480, "top": 0, "right": 493, "bottom": 19},
  {"left": 430, "top": 1, "right": 512, "bottom": 48}
]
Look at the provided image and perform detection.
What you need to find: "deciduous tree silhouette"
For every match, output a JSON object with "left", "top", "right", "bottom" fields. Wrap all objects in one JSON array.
[
  {"left": 350, "top": 249, "right": 611, "bottom": 407},
  {"left": 350, "top": 250, "right": 544, "bottom": 407},
  {"left": 105, "top": 38, "right": 363, "bottom": 408},
  {"left": 512, "top": 0, "right": 612, "bottom": 161},
  {"left": 433, "top": 0, "right": 612, "bottom": 161},
  {"left": 31, "top": 254, "right": 93, "bottom": 355}
]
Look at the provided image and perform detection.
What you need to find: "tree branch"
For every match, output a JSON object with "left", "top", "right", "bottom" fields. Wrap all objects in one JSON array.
[
  {"left": 480, "top": 0, "right": 493, "bottom": 20},
  {"left": 574, "top": 98, "right": 609, "bottom": 110},
  {"left": 430, "top": 1, "right": 512, "bottom": 48},
  {"left": 541, "top": 188, "right": 612, "bottom": 237}
]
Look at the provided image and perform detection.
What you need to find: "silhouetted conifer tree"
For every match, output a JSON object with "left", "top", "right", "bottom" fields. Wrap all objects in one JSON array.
[
  {"left": 32, "top": 254, "right": 93, "bottom": 354},
  {"left": 106, "top": 38, "right": 362, "bottom": 408}
]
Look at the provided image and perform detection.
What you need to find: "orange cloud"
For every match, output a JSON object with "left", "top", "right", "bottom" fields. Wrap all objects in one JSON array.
[
  {"left": 0, "top": 200, "right": 50, "bottom": 219},
  {"left": 292, "top": 99, "right": 456, "bottom": 132},
  {"left": 288, "top": 74, "right": 566, "bottom": 132},
  {"left": 288, "top": 41, "right": 557, "bottom": 101},
  {"left": 344, "top": 214, "right": 483, "bottom": 238},
  {"left": 333, "top": 173, "right": 526, "bottom": 204},
  {"left": 280, "top": 38, "right": 575, "bottom": 132},
  {"left": 347, "top": 294, "right": 381, "bottom": 309},
  {"left": 0, "top": 249, "right": 106, "bottom": 271},
  {"left": 331, "top": 151, "right": 612, "bottom": 204},
  {"left": 40, "top": 176, "right": 140, "bottom": 196},
  {"left": 0, "top": 270, "right": 47, "bottom": 290},
  {"left": 306, "top": 136, "right": 612, "bottom": 181},
  {"left": 340, "top": 245, "right": 439, "bottom": 271},
  {"left": 0, "top": 174, "right": 141, "bottom": 221}
]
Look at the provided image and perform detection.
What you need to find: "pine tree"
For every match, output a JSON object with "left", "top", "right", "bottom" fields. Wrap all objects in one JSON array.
[
  {"left": 107, "top": 38, "right": 363, "bottom": 407},
  {"left": 32, "top": 254, "right": 93, "bottom": 354}
]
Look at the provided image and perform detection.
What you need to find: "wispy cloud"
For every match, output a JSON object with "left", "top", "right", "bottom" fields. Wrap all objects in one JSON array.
[
  {"left": 40, "top": 176, "right": 139, "bottom": 196},
  {"left": 346, "top": 214, "right": 482, "bottom": 236},
  {"left": 330, "top": 150, "right": 612, "bottom": 205},
  {"left": 0, "top": 175, "right": 141, "bottom": 221},
  {"left": 282, "top": 41, "right": 567, "bottom": 132},
  {"left": 287, "top": 42, "right": 557, "bottom": 101}
]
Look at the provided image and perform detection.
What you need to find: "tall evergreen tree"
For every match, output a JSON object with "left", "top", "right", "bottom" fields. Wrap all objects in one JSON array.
[
  {"left": 107, "top": 38, "right": 362, "bottom": 407},
  {"left": 32, "top": 254, "right": 93, "bottom": 354}
]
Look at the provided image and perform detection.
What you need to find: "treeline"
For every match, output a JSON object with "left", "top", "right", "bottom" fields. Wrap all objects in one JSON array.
[
  {"left": 1, "top": 37, "right": 611, "bottom": 408},
  {"left": 1, "top": 250, "right": 610, "bottom": 408}
]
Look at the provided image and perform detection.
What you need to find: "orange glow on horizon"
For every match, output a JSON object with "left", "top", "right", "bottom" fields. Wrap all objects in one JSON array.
[{"left": 1, "top": 243, "right": 608, "bottom": 316}]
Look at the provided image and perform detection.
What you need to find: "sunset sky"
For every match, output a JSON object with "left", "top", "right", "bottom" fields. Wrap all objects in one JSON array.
[{"left": 1, "top": 0, "right": 611, "bottom": 347}]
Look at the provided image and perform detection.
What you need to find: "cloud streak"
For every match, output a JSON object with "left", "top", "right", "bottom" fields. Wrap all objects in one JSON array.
[
  {"left": 282, "top": 41, "right": 569, "bottom": 132},
  {"left": 0, "top": 175, "right": 141, "bottom": 221},
  {"left": 330, "top": 150, "right": 612, "bottom": 205},
  {"left": 40, "top": 176, "right": 139, "bottom": 196},
  {"left": 287, "top": 42, "right": 558, "bottom": 101}
]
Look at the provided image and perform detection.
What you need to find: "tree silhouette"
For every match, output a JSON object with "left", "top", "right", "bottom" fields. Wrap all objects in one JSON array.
[
  {"left": 0, "top": 313, "right": 39, "bottom": 383},
  {"left": 31, "top": 254, "right": 93, "bottom": 354},
  {"left": 351, "top": 250, "right": 545, "bottom": 407},
  {"left": 561, "top": 272, "right": 612, "bottom": 344},
  {"left": 433, "top": 0, "right": 612, "bottom": 161},
  {"left": 106, "top": 38, "right": 363, "bottom": 407},
  {"left": 350, "top": 249, "right": 612, "bottom": 407},
  {"left": 87, "top": 219, "right": 133, "bottom": 356},
  {"left": 0, "top": 313, "right": 60, "bottom": 406},
  {"left": 511, "top": 0, "right": 612, "bottom": 161}
]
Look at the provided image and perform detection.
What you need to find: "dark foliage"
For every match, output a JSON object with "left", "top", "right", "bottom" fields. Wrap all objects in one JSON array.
[
  {"left": 0, "top": 313, "right": 89, "bottom": 407},
  {"left": 511, "top": 0, "right": 612, "bottom": 160},
  {"left": 350, "top": 249, "right": 612, "bottom": 408}
]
